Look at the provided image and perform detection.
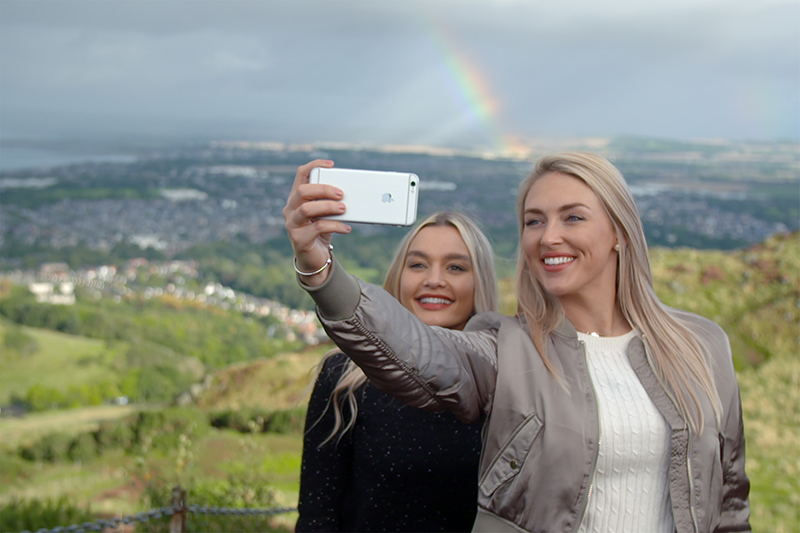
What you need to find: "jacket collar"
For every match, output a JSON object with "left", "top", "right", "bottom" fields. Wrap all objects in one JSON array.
[
  {"left": 553, "top": 316, "right": 579, "bottom": 339},
  {"left": 515, "top": 314, "right": 578, "bottom": 340}
]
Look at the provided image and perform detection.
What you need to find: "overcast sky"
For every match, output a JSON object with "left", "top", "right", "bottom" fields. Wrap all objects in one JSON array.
[{"left": 1, "top": 0, "right": 798, "bottom": 151}]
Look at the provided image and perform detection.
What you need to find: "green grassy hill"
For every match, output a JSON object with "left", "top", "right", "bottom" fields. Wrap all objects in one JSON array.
[
  {"left": 0, "top": 232, "right": 797, "bottom": 531},
  {"left": 651, "top": 231, "right": 799, "bottom": 368},
  {"left": 194, "top": 344, "right": 331, "bottom": 412}
]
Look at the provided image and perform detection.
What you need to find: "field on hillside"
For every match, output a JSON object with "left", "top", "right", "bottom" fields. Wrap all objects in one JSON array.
[
  {"left": 1, "top": 233, "right": 798, "bottom": 532},
  {"left": 0, "top": 369, "right": 311, "bottom": 532},
  {"left": 0, "top": 323, "right": 128, "bottom": 405},
  {"left": 0, "top": 404, "right": 139, "bottom": 450}
]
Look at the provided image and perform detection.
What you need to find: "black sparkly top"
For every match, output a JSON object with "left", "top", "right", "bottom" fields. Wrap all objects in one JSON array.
[{"left": 296, "top": 352, "right": 483, "bottom": 532}]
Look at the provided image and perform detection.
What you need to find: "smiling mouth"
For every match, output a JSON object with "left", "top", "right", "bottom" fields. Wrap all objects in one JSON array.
[
  {"left": 418, "top": 297, "right": 453, "bottom": 305},
  {"left": 543, "top": 257, "right": 575, "bottom": 266}
]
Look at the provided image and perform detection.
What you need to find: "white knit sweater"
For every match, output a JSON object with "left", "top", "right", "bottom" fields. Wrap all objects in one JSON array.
[{"left": 577, "top": 329, "right": 675, "bottom": 533}]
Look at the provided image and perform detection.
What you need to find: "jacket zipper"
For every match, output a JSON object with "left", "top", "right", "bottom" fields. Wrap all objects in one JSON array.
[
  {"left": 576, "top": 340, "right": 601, "bottom": 533},
  {"left": 642, "top": 335, "right": 699, "bottom": 533},
  {"left": 686, "top": 437, "right": 698, "bottom": 533}
]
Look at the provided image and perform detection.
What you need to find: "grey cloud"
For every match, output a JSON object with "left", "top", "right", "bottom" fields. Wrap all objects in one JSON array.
[{"left": 1, "top": 0, "right": 797, "bottom": 145}]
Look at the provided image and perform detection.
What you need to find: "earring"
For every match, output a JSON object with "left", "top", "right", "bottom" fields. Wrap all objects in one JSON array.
[{"left": 614, "top": 243, "right": 620, "bottom": 252}]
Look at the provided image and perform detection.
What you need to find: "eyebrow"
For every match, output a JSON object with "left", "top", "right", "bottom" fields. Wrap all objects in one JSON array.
[
  {"left": 524, "top": 202, "right": 590, "bottom": 215},
  {"left": 406, "top": 250, "right": 472, "bottom": 263}
]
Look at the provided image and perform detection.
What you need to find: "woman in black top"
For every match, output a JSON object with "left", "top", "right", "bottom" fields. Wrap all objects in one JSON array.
[{"left": 296, "top": 211, "right": 499, "bottom": 532}]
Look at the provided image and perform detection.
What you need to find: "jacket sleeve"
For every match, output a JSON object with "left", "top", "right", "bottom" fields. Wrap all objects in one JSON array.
[
  {"left": 296, "top": 353, "right": 354, "bottom": 532},
  {"left": 301, "top": 257, "right": 499, "bottom": 424},
  {"left": 713, "top": 328, "right": 751, "bottom": 532}
]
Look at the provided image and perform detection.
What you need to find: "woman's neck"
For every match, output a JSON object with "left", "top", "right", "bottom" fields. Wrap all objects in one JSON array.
[{"left": 561, "top": 297, "right": 631, "bottom": 337}]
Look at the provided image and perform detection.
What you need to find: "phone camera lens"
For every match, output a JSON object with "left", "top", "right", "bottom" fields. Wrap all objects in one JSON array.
[{"left": 411, "top": 181, "right": 417, "bottom": 187}]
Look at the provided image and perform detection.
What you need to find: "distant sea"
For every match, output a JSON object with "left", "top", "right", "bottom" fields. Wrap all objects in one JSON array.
[{"left": 0, "top": 146, "right": 138, "bottom": 172}]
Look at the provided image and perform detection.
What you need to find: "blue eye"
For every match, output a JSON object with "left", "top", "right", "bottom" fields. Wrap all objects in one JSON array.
[
  {"left": 567, "top": 215, "right": 584, "bottom": 222},
  {"left": 525, "top": 219, "right": 541, "bottom": 227}
]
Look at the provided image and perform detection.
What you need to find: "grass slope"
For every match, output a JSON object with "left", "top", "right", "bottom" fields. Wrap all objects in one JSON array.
[
  {"left": 0, "top": 405, "right": 138, "bottom": 449},
  {"left": 651, "top": 231, "right": 799, "bottom": 369},
  {"left": 195, "top": 344, "right": 331, "bottom": 411},
  {"left": 0, "top": 322, "right": 127, "bottom": 405},
  {"left": 1, "top": 233, "right": 797, "bottom": 531},
  {"left": 737, "top": 353, "right": 800, "bottom": 530}
]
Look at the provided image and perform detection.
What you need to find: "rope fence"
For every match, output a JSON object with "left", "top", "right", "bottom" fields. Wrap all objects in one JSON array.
[{"left": 13, "top": 486, "right": 297, "bottom": 533}]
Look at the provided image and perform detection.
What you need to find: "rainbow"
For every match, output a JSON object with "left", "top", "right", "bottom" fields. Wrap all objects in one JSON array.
[{"left": 426, "top": 21, "right": 522, "bottom": 154}]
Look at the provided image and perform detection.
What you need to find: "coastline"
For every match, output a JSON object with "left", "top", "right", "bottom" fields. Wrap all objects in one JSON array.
[{"left": 0, "top": 146, "right": 138, "bottom": 172}]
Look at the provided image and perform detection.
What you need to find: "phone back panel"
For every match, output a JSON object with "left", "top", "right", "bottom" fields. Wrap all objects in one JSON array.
[{"left": 310, "top": 168, "right": 419, "bottom": 226}]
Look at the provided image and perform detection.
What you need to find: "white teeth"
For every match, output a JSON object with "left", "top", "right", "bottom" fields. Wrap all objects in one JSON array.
[
  {"left": 419, "top": 297, "right": 453, "bottom": 305},
  {"left": 543, "top": 256, "right": 575, "bottom": 266}
]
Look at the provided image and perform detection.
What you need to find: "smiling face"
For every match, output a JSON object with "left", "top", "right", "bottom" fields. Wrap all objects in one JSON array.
[
  {"left": 398, "top": 225, "right": 476, "bottom": 331},
  {"left": 521, "top": 171, "right": 619, "bottom": 306}
]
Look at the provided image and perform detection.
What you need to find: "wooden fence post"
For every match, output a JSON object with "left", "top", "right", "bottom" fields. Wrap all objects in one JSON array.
[{"left": 169, "top": 485, "right": 187, "bottom": 533}]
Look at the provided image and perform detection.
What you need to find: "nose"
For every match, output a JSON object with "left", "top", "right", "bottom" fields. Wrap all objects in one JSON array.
[
  {"left": 423, "top": 267, "right": 446, "bottom": 288},
  {"left": 540, "top": 221, "right": 563, "bottom": 247}
]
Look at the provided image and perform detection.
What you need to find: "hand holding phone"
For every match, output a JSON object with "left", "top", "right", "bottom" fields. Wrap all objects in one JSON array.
[{"left": 309, "top": 167, "right": 419, "bottom": 226}]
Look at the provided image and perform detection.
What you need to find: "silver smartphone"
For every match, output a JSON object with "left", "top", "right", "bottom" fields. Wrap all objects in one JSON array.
[{"left": 309, "top": 167, "right": 419, "bottom": 226}]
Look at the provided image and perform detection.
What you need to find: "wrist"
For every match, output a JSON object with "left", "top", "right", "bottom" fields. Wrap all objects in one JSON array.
[{"left": 294, "top": 244, "right": 334, "bottom": 279}]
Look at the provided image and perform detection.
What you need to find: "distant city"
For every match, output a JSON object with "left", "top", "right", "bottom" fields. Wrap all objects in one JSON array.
[{"left": 1, "top": 137, "right": 798, "bottom": 264}]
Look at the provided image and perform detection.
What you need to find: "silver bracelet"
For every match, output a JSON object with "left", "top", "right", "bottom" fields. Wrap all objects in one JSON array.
[{"left": 293, "top": 244, "right": 333, "bottom": 276}]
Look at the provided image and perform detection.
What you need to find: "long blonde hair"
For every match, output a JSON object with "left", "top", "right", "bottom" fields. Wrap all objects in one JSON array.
[
  {"left": 315, "top": 211, "right": 499, "bottom": 445},
  {"left": 515, "top": 152, "right": 721, "bottom": 434}
]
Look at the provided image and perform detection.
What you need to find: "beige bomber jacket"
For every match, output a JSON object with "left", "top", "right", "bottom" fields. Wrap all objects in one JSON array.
[{"left": 303, "top": 258, "right": 751, "bottom": 533}]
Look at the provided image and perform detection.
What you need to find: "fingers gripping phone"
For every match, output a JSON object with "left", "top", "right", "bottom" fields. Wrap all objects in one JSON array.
[{"left": 309, "top": 167, "right": 419, "bottom": 226}]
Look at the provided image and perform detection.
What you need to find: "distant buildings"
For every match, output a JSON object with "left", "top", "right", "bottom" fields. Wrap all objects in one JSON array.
[
  {"left": 4, "top": 257, "right": 322, "bottom": 345},
  {"left": 28, "top": 281, "right": 75, "bottom": 305}
]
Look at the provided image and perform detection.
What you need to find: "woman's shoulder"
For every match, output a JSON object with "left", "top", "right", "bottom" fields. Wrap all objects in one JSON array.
[
  {"left": 664, "top": 306, "right": 728, "bottom": 343},
  {"left": 465, "top": 311, "right": 525, "bottom": 331},
  {"left": 663, "top": 306, "right": 734, "bottom": 373},
  {"left": 317, "top": 350, "right": 351, "bottom": 382}
]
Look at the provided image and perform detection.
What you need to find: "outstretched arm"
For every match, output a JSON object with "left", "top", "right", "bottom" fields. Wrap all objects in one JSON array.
[
  {"left": 283, "top": 159, "right": 351, "bottom": 287},
  {"left": 301, "top": 257, "right": 499, "bottom": 423}
]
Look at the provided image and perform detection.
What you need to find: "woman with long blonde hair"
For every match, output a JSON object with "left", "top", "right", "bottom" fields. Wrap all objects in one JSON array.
[
  {"left": 285, "top": 155, "right": 749, "bottom": 533},
  {"left": 296, "top": 211, "right": 498, "bottom": 532}
]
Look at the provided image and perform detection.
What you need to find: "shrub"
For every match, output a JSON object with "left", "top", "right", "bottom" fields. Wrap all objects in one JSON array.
[
  {"left": 19, "top": 432, "right": 72, "bottom": 463},
  {"left": 264, "top": 407, "right": 306, "bottom": 434},
  {"left": 23, "top": 383, "right": 66, "bottom": 412},
  {"left": 138, "top": 473, "right": 291, "bottom": 533},
  {"left": 67, "top": 432, "right": 98, "bottom": 462},
  {"left": 18, "top": 380, "right": 124, "bottom": 413},
  {"left": 1, "top": 323, "right": 39, "bottom": 357},
  {"left": 0, "top": 287, "right": 81, "bottom": 333},
  {"left": 19, "top": 408, "right": 212, "bottom": 464},
  {"left": 125, "top": 408, "right": 209, "bottom": 454},
  {"left": 209, "top": 409, "right": 257, "bottom": 433},
  {"left": 0, "top": 496, "right": 93, "bottom": 533},
  {"left": 0, "top": 454, "right": 34, "bottom": 483},
  {"left": 94, "top": 420, "right": 135, "bottom": 453},
  {"left": 209, "top": 407, "right": 306, "bottom": 434}
]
